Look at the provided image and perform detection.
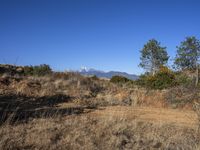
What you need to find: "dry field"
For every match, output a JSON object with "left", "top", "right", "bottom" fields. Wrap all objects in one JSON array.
[
  {"left": 0, "top": 104, "right": 199, "bottom": 150},
  {"left": 89, "top": 106, "right": 198, "bottom": 128},
  {"left": 0, "top": 69, "right": 200, "bottom": 150}
]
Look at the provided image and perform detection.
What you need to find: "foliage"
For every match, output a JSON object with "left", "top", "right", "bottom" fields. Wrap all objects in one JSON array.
[
  {"left": 139, "top": 39, "right": 169, "bottom": 74},
  {"left": 135, "top": 66, "right": 177, "bottom": 89},
  {"left": 24, "top": 64, "right": 52, "bottom": 76},
  {"left": 174, "top": 36, "right": 200, "bottom": 70},
  {"left": 110, "top": 75, "right": 132, "bottom": 84}
]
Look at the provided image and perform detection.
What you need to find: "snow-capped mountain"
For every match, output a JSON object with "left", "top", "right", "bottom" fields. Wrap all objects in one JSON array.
[{"left": 78, "top": 67, "right": 138, "bottom": 80}]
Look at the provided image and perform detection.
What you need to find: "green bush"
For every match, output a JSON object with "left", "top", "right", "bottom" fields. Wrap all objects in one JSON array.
[
  {"left": 135, "top": 66, "right": 177, "bottom": 90},
  {"left": 24, "top": 66, "right": 34, "bottom": 75},
  {"left": 134, "top": 74, "right": 148, "bottom": 87},
  {"left": 152, "top": 70, "right": 176, "bottom": 89},
  {"left": 110, "top": 76, "right": 131, "bottom": 84},
  {"left": 24, "top": 64, "right": 52, "bottom": 76}
]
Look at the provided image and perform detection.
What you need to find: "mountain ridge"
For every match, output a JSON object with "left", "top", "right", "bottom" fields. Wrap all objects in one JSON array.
[{"left": 78, "top": 68, "right": 138, "bottom": 80}]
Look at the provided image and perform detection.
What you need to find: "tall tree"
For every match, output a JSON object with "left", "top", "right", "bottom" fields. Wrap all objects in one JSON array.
[
  {"left": 174, "top": 36, "right": 200, "bottom": 86},
  {"left": 139, "top": 39, "right": 169, "bottom": 75}
]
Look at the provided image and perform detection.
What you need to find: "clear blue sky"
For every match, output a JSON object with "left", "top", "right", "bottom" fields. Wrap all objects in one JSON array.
[{"left": 1, "top": 0, "right": 200, "bottom": 75}]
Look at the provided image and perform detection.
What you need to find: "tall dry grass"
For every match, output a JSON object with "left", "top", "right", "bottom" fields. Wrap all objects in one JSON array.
[
  {"left": 0, "top": 71, "right": 200, "bottom": 149},
  {"left": 0, "top": 112, "right": 199, "bottom": 150}
]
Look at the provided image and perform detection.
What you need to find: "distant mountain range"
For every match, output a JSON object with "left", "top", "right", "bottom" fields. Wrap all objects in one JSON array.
[{"left": 78, "top": 67, "right": 138, "bottom": 80}]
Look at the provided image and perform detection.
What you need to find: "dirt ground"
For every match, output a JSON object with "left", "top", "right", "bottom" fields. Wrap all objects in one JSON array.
[
  {"left": 46, "top": 101, "right": 199, "bottom": 129},
  {"left": 87, "top": 106, "right": 198, "bottom": 129}
]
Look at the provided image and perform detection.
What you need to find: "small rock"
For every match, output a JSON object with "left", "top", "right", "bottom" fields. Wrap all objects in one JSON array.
[{"left": 153, "top": 142, "right": 162, "bottom": 148}]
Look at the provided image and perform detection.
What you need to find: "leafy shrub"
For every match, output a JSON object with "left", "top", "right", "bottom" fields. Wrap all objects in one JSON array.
[
  {"left": 24, "top": 66, "right": 34, "bottom": 75},
  {"left": 134, "top": 74, "right": 148, "bottom": 87},
  {"left": 24, "top": 64, "right": 52, "bottom": 76},
  {"left": 135, "top": 66, "right": 177, "bottom": 90},
  {"left": 151, "top": 66, "right": 177, "bottom": 89},
  {"left": 110, "top": 76, "right": 132, "bottom": 84}
]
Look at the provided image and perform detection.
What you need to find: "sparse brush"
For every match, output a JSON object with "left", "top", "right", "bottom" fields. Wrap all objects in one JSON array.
[
  {"left": 0, "top": 64, "right": 200, "bottom": 149},
  {"left": 165, "top": 86, "right": 199, "bottom": 108},
  {"left": 193, "top": 102, "right": 200, "bottom": 135}
]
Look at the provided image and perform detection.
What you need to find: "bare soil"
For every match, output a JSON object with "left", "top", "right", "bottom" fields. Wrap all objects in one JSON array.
[{"left": 88, "top": 106, "right": 198, "bottom": 128}]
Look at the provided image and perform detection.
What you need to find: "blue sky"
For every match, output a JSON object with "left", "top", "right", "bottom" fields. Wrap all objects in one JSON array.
[{"left": 1, "top": 0, "right": 200, "bottom": 75}]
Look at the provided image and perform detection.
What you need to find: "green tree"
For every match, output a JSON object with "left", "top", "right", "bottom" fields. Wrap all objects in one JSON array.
[
  {"left": 139, "top": 39, "right": 169, "bottom": 75},
  {"left": 174, "top": 36, "right": 200, "bottom": 86}
]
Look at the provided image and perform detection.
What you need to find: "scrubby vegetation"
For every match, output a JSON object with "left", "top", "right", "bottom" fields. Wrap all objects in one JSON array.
[
  {"left": 0, "top": 64, "right": 52, "bottom": 76},
  {"left": 135, "top": 66, "right": 175, "bottom": 89},
  {"left": 24, "top": 64, "right": 52, "bottom": 76},
  {"left": 134, "top": 66, "right": 193, "bottom": 90},
  {"left": 110, "top": 75, "right": 132, "bottom": 84},
  {"left": 0, "top": 64, "right": 200, "bottom": 149}
]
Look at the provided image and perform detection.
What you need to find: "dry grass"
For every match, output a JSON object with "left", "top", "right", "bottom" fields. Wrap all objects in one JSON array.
[
  {"left": 0, "top": 73, "right": 132, "bottom": 108},
  {"left": 0, "top": 113, "right": 199, "bottom": 150},
  {"left": 89, "top": 106, "right": 199, "bottom": 128},
  {"left": 0, "top": 71, "right": 200, "bottom": 149},
  {"left": 194, "top": 102, "right": 200, "bottom": 136}
]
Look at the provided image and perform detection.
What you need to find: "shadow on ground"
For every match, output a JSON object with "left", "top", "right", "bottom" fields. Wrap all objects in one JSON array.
[{"left": 0, "top": 94, "right": 96, "bottom": 125}]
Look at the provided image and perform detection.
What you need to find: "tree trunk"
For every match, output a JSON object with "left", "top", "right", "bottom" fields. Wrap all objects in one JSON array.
[
  {"left": 195, "top": 63, "right": 199, "bottom": 87},
  {"left": 152, "top": 56, "right": 156, "bottom": 76}
]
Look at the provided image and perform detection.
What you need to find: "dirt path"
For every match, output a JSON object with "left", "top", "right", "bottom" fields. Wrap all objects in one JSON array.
[{"left": 88, "top": 106, "right": 199, "bottom": 128}]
